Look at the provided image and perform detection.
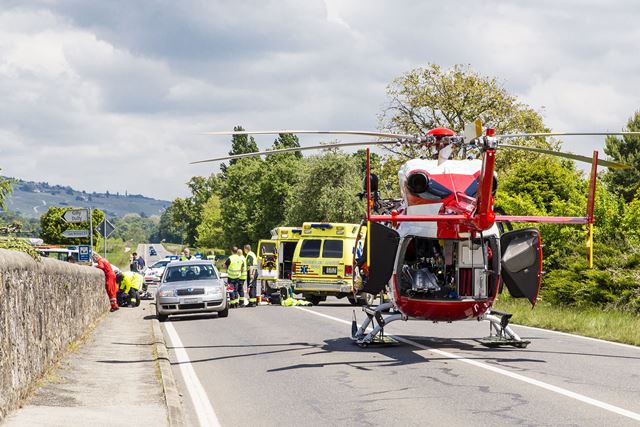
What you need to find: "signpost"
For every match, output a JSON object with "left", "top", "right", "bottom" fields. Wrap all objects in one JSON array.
[
  {"left": 61, "top": 208, "right": 93, "bottom": 259},
  {"left": 78, "top": 245, "right": 91, "bottom": 262},
  {"left": 61, "top": 209, "right": 89, "bottom": 223},
  {"left": 61, "top": 229, "right": 89, "bottom": 239},
  {"left": 96, "top": 219, "right": 115, "bottom": 238},
  {"left": 96, "top": 219, "right": 116, "bottom": 260}
]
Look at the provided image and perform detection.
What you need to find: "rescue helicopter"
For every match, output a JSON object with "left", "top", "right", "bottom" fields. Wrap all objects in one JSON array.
[{"left": 193, "top": 124, "right": 636, "bottom": 348}]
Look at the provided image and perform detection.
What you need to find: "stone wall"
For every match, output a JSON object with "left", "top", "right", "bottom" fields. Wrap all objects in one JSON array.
[{"left": 0, "top": 249, "right": 108, "bottom": 421}]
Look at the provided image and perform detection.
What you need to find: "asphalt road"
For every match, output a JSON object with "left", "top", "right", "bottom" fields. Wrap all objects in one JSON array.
[
  {"left": 135, "top": 242, "right": 173, "bottom": 267},
  {"left": 160, "top": 297, "right": 640, "bottom": 427}
]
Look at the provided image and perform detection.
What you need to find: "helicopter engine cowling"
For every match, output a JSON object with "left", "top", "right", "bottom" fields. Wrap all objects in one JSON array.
[{"left": 406, "top": 171, "right": 430, "bottom": 195}]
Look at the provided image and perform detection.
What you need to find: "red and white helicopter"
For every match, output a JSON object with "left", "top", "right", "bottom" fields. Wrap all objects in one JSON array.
[{"left": 194, "top": 124, "right": 635, "bottom": 348}]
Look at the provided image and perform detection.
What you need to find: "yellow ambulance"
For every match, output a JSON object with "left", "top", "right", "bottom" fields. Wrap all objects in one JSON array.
[
  {"left": 257, "top": 227, "right": 303, "bottom": 296},
  {"left": 291, "top": 222, "right": 367, "bottom": 305}
]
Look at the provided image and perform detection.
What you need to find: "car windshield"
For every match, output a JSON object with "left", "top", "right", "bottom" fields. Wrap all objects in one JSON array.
[
  {"left": 164, "top": 264, "right": 218, "bottom": 282},
  {"left": 152, "top": 260, "right": 170, "bottom": 268}
]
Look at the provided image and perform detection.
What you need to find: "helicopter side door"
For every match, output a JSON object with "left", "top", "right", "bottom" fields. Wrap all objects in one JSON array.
[
  {"left": 500, "top": 228, "right": 542, "bottom": 306},
  {"left": 360, "top": 221, "right": 400, "bottom": 295}
]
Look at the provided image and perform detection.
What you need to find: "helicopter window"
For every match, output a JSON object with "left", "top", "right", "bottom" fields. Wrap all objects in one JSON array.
[
  {"left": 322, "top": 239, "right": 343, "bottom": 258},
  {"left": 299, "top": 239, "right": 321, "bottom": 258}
]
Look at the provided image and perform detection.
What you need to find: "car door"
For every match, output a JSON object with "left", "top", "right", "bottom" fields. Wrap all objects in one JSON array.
[{"left": 500, "top": 228, "right": 543, "bottom": 306}]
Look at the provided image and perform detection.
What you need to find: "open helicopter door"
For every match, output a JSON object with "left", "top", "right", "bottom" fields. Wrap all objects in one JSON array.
[
  {"left": 500, "top": 228, "right": 542, "bottom": 306},
  {"left": 360, "top": 221, "right": 400, "bottom": 294}
]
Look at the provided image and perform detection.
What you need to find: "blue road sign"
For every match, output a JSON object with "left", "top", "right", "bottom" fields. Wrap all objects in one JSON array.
[{"left": 78, "top": 245, "right": 91, "bottom": 262}]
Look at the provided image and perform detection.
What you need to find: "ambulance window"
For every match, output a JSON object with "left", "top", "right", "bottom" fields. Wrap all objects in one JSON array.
[
  {"left": 322, "top": 240, "right": 343, "bottom": 258},
  {"left": 300, "top": 239, "right": 321, "bottom": 258}
]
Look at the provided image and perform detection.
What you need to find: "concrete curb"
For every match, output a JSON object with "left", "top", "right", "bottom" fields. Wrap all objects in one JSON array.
[{"left": 151, "top": 310, "right": 186, "bottom": 427}]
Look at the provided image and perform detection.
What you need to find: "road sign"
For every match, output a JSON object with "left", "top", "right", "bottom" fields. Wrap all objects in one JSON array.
[
  {"left": 96, "top": 219, "right": 115, "bottom": 238},
  {"left": 78, "top": 245, "right": 91, "bottom": 262},
  {"left": 62, "top": 229, "right": 89, "bottom": 238},
  {"left": 61, "top": 209, "right": 89, "bottom": 223}
]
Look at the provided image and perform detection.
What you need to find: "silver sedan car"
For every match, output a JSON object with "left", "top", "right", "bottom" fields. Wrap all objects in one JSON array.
[{"left": 156, "top": 260, "right": 228, "bottom": 321}]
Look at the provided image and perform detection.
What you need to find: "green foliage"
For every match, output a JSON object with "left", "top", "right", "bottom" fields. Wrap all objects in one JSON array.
[
  {"left": 0, "top": 237, "right": 41, "bottom": 260},
  {"left": 603, "top": 111, "right": 640, "bottom": 202},
  {"left": 39, "top": 207, "right": 105, "bottom": 247},
  {"left": 380, "top": 63, "right": 553, "bottom": 173},
  {"left": 286, "top": 152, "right": 365, "bottom": 225},
  {"left": 151, "top": 205, "right": 184, "bottom": 243},
  {"left": 196, "top": 195, "right": 223, "bottom": 248},
  {"left": 170, "top": 175, "right": 221, "bottom": 246},
  {"left": 220, "top": 125, "right": 259, "bottom": 172},
  {"left": 111, "top": 213, "right": 159, "bottom": 243},
  {"left": 622, "top": 189, "right": 640, "bottom": 245},
  {"left": 0, "top": 172, "right": 13, "bottom": 210},
  {"left": 219, "top": 157, "right": 265, "bottom": 247}
]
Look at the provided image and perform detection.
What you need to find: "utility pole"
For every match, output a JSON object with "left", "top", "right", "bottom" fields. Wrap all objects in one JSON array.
[
  {"left": 104, "top": 220, "right": 108, "bottom": 260},
  {"left": 89, "top": 208, "right": 93, "bottom": 256}
]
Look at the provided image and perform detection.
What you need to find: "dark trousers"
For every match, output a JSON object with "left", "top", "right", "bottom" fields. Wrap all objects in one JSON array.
[
  {"left": 247, "top": 271, "right": 257, "bottom": 301},
  {"left": 230, "top": 278, "right": 244, "bottom": 302},
  {"left": 117, "top": 289, "right": 139, "bottom": 307}
]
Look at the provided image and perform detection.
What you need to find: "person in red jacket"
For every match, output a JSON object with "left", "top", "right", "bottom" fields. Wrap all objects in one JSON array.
[{"left": 92, "top": 252, "right": 119, "bottom": 312}]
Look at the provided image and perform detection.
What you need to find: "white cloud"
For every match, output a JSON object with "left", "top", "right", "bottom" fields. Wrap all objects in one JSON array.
[{"left": 1, "top": 1, "right": 639, "bottom": 201}]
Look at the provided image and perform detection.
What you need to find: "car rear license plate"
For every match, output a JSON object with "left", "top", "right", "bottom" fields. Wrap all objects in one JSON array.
[
  {"left": 323, "top": 266, "right": 338, "bottom": 275},
  {"left": 184, "top": 298, "right": 199, "bottom": 304}
]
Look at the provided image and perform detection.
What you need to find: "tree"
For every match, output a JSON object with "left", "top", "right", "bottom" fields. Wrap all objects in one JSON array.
[
  {"left": 272, "top": 133, "right": 302, "bottom": 159},
  {"left": 111, "top": 213, "right": 159, "bottom": 243},
  {"left": 285, "top": 152, "right": 365, "bottom": 225},
  {"left": 40, "top": 207, "right": 105, "bottom": 246},
  {"left": 0, "top": 172, "right": 13, "bottom": 210},
  {"left": 603, "top": 111, "right": 640, "bottom": 202},
  {"left": 171, "top": 174, "right": 221, "bottom": 246},
  {"left": 196, "top": 195, "right": 224, "bottom": 248},
  {"left": 220, "top": 125, "right": 259, "bottom": 172},
  {"left": 219, "top": 158, "right": 264, "bottom": 247},
  {"left": 380, "top": 63, "right": 553, "bottom": 174},
  {"left": 151, "top": 205, "right": 184, "bottom": 243}
]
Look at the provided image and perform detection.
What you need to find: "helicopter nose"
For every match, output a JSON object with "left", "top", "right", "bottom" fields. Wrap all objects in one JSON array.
[{"left": 406, "top": 172, "right": 430, "bottom": 195}]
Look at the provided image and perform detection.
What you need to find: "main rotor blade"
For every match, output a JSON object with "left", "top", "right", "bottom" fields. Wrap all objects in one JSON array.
[
  {"left": 202, "top": 129, "right": 414, "bottom": 139},
  {"left": 499, "top": 144, "right": 631, "bottom": 169},
  {"left": 190, "top": 140, "right": 397, "bottom": 164},
  {"left": 496, "top": 131, "right": 640, "bottom": 138}
]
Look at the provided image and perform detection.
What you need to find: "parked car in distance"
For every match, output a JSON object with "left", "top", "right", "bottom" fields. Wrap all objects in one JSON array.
[
  {"left": 156, "top": 260, "right": 228, "bottom": 321},
  {"left": 144, "top": 258, "right": 171, "bottom": 284}
]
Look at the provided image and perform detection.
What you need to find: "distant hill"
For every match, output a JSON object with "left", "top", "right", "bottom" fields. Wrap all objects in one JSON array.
[{"left": 3, "top": 177, "right": 170, "bottom": 219}]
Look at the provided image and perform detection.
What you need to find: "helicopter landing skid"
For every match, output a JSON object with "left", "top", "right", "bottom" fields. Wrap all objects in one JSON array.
[
  {"left": 351, "top": 303, "right": 405, "bottom": 348},
  {"left": 479, "top": 310, "right": 530, "bottom": 349}
]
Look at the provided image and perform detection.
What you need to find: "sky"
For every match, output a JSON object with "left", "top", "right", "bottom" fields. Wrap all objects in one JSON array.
[{"left": 1, "top": 0, "right": 639, "bottom": 201}]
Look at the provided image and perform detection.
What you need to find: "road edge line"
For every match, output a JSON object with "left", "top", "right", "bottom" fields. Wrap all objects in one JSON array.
[{"left": 152, "top": 314, "right": 186, "bottom": 427}]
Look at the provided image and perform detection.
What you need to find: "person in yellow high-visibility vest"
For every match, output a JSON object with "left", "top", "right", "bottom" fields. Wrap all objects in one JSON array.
[
  {"left": 226, "top": 248, "right": 246, "bottom": 308},
  {"left": 244, "top": 244, "right": 258, "bottom": 307},
  {"left": 116, "top": 271, "right": 143, "bottom": 307}
]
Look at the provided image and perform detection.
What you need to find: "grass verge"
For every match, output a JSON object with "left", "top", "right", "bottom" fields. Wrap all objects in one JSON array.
[{"left": 494, "top": 297, "right": 640, "bottom": 347}]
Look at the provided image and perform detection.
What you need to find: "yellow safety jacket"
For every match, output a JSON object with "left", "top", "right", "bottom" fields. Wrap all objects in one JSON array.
[
  {"left": 227, "top": 254, "right": 246, "bottom": 279},
  {"left": 245, "top": 251, "right": 257, "bottom": 273},
  {"left": 120, "top": 272, "right": 143, "bottom": 293}
]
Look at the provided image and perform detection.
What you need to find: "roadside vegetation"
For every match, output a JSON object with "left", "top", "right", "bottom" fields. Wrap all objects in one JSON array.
[{"left": 494, "top": 296, "right": 640, "bottom": 346}]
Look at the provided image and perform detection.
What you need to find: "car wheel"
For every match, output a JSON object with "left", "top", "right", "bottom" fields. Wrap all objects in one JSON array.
[
  {"left": 307, "top": 295, "right": 322, "bottom": 306},
  {"left": 218, "top": 306, "right": 229, "bottom": 318}
]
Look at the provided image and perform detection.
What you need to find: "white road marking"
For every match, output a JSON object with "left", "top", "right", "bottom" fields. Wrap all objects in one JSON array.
[
  {"left": 511, "top": 323, "right": 640, "bottom": 351},
  {"left": 164, "top": 322, "right": 221, "bottom": 427},
  {"left": 295, "top": 307, "right": 640, "bottom": 422}
]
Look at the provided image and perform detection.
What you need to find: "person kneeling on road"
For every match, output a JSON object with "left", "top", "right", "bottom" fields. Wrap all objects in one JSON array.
[{"left": 116, "top": 271, "right": 143, "bottom": 307}]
